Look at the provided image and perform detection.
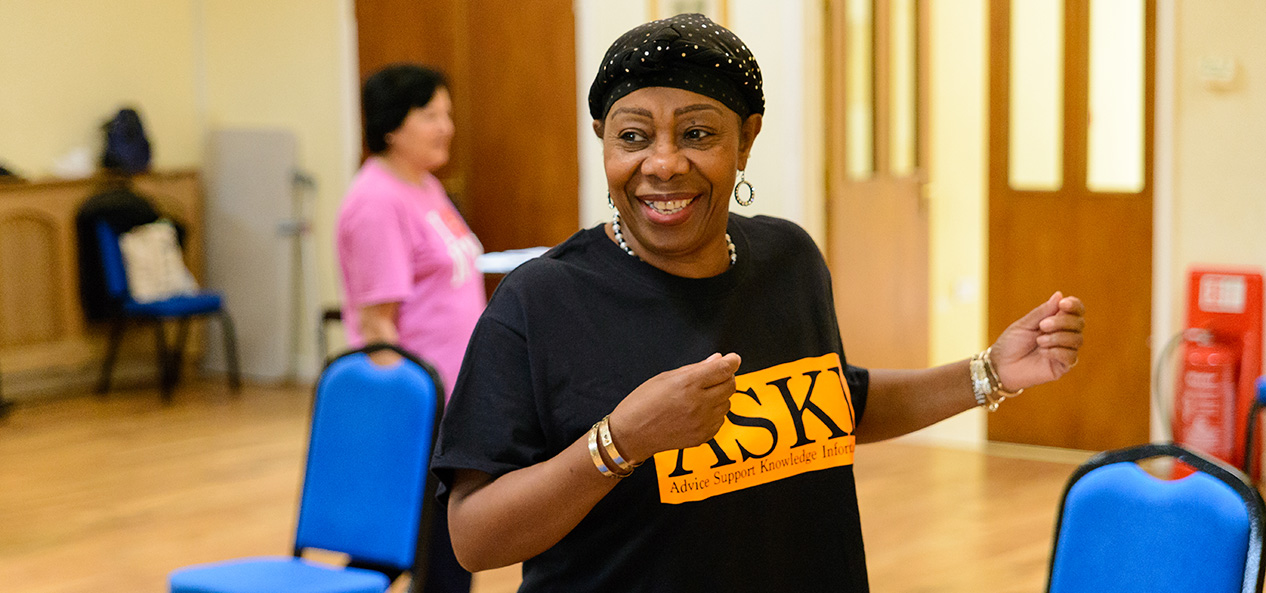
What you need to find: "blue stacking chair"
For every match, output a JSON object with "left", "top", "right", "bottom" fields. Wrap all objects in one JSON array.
[
  {"left": 1047, "top": 442, "right": 1266, "bottom": 593},
  {"left": 94, "top": 220, "right": 241, "bottom": 402},
  {"left": 169, "top": 343, "right": 446, "bottom": 593}
]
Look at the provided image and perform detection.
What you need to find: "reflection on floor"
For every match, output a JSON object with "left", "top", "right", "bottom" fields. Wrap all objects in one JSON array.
[{"left": 0, "top": 381, "right": 1089, "bottom": 593}]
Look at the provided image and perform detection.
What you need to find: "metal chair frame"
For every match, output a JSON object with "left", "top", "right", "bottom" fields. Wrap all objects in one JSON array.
[{"left": 1048, "top": 441, "right": 1266, "bottom": 593}]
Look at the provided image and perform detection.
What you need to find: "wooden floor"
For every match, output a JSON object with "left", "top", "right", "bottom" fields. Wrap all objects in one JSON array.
[{"left": 0, "top": 381, "right": 1090, "bottom": 593}]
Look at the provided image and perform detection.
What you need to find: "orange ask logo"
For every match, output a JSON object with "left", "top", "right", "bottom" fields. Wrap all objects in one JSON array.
[{"left": 653, "top": 353, "right": 856, "bottom": 504}]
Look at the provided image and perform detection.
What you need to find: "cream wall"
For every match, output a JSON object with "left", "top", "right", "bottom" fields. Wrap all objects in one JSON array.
[
  {"left": 909, "top": 0, "right": 990, "bottom": 446},
  {"left": 1159, "top": 0, "right": 1266, "bottom": 433},
  {"left": 197, "top": 0, "right": 359, "bottom": 377},
  {"left": 2, "top": 0, "right": 357, "bottom": 380},
  {"left": 0, "top": 0, "right": 202, "bottom": 176},
  {"left": 1172, "top": 0, "right": 1266, "bottom": 280}
]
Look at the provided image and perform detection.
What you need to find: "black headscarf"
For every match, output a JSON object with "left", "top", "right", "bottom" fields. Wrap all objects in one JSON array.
[{"left": 588, "top": 13, "right": 764, "bottom": 121}]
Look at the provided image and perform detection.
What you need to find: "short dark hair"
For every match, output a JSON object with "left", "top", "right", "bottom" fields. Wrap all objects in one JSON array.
[{"left": 361, "top": 63, "right": 448, "bottom": 154}]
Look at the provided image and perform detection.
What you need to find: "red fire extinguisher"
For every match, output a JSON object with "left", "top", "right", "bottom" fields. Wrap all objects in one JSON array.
[
  {"left": 1169, "top": 269, "right": 1263, "bottom": 476},
  {"left": 1173, "top": 334, "right": 1241, "bottom": 463}
]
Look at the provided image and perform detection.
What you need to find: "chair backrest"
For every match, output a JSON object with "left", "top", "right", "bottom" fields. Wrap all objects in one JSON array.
[
  {"left": 76, "top": 185, "right": 164, "bottom": 321},
  {"left": 94, "top": 220, "right": 131, "bottom": 302},
  {"left": 1048, "top": 442, "right": 1266, "bottom": 593},
  {"left": 294, "top": 343, "right": 445, "bottom": 580}
]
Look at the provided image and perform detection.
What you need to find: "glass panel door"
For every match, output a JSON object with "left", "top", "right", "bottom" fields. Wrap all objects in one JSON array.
[
  {"left": 1087, "top": 0, "right": 1145, "bottom": 193},
  {"left": 1008, "top": 0, "right": 1064, "bottom": 191}
]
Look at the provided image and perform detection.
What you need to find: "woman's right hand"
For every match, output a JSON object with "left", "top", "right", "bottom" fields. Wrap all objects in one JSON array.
[
  {"left": 449, "top": 352, "right": 740, "bottom": 570},
  {"left": 607, "top": 352, "right": 741, "bottom": 465}
]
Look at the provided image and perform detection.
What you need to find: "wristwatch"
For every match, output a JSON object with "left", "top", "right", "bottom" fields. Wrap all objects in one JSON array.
[
  {"left": 970, "top": 347, "right": 1020, "bottom": 412},
  {"left": 969, "top": 351, "right": 998, "bottom": 411}
]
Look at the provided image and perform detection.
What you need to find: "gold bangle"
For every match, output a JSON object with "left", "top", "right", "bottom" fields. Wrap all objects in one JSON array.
[
  {"left": 982, "top": 346, "right": 1024, "bottom": 398},
  {"left": 587, "top": 421, "right": 620, "bottom": 478},
  {"left": 598, "top": 415, "right": 639, "bottom": 474}
]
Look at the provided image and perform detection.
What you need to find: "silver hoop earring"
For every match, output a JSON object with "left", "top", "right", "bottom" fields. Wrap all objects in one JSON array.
[{"left": 734, "top": 170, "right": 755, "bottom": 206}]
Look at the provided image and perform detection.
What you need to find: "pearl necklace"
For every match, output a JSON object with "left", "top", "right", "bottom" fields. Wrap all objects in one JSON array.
[{"left": 612, "top": 210, "right": 737, "bottom": 266}]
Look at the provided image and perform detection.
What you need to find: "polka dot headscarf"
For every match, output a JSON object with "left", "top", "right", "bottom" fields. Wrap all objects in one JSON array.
[{"left": 588, "top": 13, "right": 764, "bottom": 121}]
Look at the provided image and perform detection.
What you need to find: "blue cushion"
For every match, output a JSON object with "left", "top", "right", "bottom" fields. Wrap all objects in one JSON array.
[
  {"left": 1049, "top": 462, "right": 1251, "bottom": 593},
  {"left": 124, "top": 292, "right": 223, "bottom": 317},
  {"left": 168, "top": 556, "right": 389, "bottom": 593}
]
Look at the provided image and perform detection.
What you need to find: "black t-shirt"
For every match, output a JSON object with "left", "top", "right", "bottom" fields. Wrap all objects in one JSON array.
[{"left": 433, "top": 214, "right": 871, "bottom": 592}]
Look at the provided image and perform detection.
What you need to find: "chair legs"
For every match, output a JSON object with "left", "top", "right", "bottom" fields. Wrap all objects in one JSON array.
[
  {"left": 97, "top": 316, "right": 127, "bottom": 394},
  {"left": 101, "top": 315, "right": 177, "bottom": 400},
  {"left": 0, "top": 360, "right": 11, "bottom": 420},
  {"left": 99, "top": 312, "right": 242, "bottom": 402},
  {"left": 218, "top": 310, "right": 242, "bottom": 393},
  {"left": 154, "top": 320, "right": 175, "bottom": 403}
]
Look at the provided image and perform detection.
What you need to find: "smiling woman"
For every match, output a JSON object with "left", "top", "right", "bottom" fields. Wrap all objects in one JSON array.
[
  {"left": 589, "top": 13, "right": 763, "bottom": 279},
  {"left": 597, "top": 87, "right": 760, "bottom": 277},
  {"left": 429, "top": 12, "right": 1085, "bottom": 593}
]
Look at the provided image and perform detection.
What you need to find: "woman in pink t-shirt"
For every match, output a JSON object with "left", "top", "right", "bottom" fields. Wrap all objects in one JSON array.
[{"left": 336, "top": 63, "right": 482, "bottom": 593}]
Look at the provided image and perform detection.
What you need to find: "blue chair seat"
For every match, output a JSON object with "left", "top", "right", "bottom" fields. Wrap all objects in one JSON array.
[
  {"left": 124, "top": 292, "right": 224, "bottom": 318},
  {"left": 169, "top": 556, "right": 389, "bottom": 593}
]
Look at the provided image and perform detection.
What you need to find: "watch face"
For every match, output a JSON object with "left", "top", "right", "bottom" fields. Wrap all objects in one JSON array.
[{"left": 970, "top": 357, "right": 993, "bottom": 402}]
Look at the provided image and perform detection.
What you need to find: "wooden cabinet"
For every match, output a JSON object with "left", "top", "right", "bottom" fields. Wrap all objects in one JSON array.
[{"left": 0, "top": 171, "right": 203, "bottom": 399}]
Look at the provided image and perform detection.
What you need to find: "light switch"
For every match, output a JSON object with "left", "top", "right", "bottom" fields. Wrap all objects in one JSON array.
[{"left": 1198, "top": 55, "right": 1238, "bottom": 90}]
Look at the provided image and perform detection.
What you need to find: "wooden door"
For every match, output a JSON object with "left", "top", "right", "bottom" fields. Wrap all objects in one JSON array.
[
  {"left": 825, "top": 0, "right": 930, "bottom": 370},
  {"left": 354, "top": 0, "right": 579, "bottom": 263},
  {"left": 987, "top": 0, "right": 1155, "bottom": 449}
]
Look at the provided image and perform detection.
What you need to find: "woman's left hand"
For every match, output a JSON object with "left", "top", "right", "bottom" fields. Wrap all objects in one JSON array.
[{"left": 991, "top": 291, "right": 1086, "bottom": 392}]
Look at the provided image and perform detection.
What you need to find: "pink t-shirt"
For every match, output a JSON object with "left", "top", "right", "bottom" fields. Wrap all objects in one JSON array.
[{"left": 336, "top": 159, "right": 486, "bottom": 395}]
